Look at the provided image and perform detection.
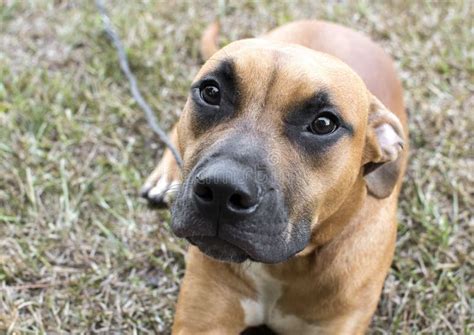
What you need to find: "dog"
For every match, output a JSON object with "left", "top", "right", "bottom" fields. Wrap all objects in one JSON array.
[{"left": 141, "top": 20, "right": 408, "bottom": 334}]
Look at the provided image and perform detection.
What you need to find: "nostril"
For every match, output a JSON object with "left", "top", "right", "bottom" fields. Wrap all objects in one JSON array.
[
  {"left": 194, "top": 183, "right": 213, "bottom": 202},
  {"left": 228, "top": 192, "right": 254, "bottom": 210}
]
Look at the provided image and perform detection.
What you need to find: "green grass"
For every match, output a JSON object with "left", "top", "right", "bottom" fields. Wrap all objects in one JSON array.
[{"left": 0, "top": 0, "right": 472, "bottom": 333}]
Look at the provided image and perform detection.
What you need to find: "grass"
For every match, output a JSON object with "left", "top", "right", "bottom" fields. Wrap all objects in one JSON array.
[{"left": 0, "top": 0, "right": 472, "bottom": 333}]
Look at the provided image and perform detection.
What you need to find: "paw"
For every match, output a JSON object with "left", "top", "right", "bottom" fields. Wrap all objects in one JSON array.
[
  {"left": 140, "top": 150, "right": 181, "bottom": 208},
  {"left": 140, "top": 126, "right": 182, "bottom": 208},
  {"left": 141, "top": 164, "right": 181, "bottom": 208}
]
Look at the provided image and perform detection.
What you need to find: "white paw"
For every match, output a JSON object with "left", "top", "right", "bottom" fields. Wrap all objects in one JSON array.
[{"left": 141, "top": 174, "right": 181, "bottom": 208}]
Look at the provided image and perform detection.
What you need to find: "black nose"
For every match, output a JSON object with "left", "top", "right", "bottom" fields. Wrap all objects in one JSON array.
[{"left": 192, "top": 161, "right": 260, "bottom": 216}]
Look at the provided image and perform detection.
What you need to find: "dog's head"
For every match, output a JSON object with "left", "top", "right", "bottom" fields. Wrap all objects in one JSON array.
[{"left": 172, "top": 39, "right": 405, "bottom": 263}]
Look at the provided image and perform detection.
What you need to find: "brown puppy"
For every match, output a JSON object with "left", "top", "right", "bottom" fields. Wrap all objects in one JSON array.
[{"left": 142, "top": 20, "right": 408, "bottom": 334}]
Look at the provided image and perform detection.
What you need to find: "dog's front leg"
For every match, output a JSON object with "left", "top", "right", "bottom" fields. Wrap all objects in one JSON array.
[{"left": 172, "top": 247, "right": 253, "bottom": 335}]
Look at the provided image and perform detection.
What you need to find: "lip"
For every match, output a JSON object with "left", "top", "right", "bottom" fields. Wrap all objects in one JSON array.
[{"left": 187, "top": 236, "right": 249, "bottom": 263}]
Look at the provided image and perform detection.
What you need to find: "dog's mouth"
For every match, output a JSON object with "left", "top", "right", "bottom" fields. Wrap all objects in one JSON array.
[
  {"left": 172, "top": 180, "right": 309, "bottom": 263},
  {"left": 187, "top": 236, "right": 249, "bottom": 263},
  {"left": 172, "top": 187, "right": 312, "bottom": 263}
]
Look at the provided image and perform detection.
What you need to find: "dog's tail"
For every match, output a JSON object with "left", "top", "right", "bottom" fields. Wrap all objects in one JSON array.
[{"left": 200, "top": 21, "right": 220, "bottom": 61}]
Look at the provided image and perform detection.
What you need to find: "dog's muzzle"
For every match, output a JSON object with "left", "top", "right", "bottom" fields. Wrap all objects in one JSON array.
[{"left": 171, "top": 136, "right": 310, "bottom": 263}]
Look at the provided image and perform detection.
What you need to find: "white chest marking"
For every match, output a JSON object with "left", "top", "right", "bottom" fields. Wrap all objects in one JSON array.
[{"left": 240, "top": 262, "right": 322, "bottom": 334}]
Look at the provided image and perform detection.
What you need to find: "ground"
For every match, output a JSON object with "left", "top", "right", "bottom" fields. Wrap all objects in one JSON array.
[{"left": 0, "top": 1, "right": 472, "bottom": 334}]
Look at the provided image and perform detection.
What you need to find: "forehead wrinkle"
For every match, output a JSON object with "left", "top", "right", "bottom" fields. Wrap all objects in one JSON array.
[
  {"left": 263, "top": 51, "right": 287, "bottom": 108},
  {"left": 233, "top": 50, "right": 279, "bottom": 112},
  {"left": 236, "top": 50, "right": 304, "bottom": 113}
]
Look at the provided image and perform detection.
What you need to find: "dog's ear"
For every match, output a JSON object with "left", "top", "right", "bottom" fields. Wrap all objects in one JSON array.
[{"left": 363, "top": 95, "right": 405, "bottom": 199}]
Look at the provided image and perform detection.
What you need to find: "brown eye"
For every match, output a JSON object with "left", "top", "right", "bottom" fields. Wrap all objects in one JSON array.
[
  {"left": 309, "top": 113, "right": 339, "bottom": 135},
  {"left": 200, "top": 82, "right": 221, "bottom": 105}
]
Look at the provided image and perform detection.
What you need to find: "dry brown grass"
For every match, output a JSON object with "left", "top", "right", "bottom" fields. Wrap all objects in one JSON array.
[{"left": 0, "top": 0, "right": 472, "bottom": 333}]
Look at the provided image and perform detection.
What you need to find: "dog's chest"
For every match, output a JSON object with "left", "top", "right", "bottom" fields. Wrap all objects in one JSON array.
[{"left": 240, "top": 262, "right": 321, "bottom": 334}]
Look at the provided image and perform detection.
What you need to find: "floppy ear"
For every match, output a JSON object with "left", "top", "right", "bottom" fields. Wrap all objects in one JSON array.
[{"left": 363, "top": 95, "right": 405, "bottom": 199}]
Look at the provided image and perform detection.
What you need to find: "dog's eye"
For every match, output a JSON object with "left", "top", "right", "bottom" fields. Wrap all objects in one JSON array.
[
  {"left": 308, "top": 113, "right": 339, "bottom": 135},
  {"left": 200, "top": 81, "right": 221, "bottom": 106}
]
